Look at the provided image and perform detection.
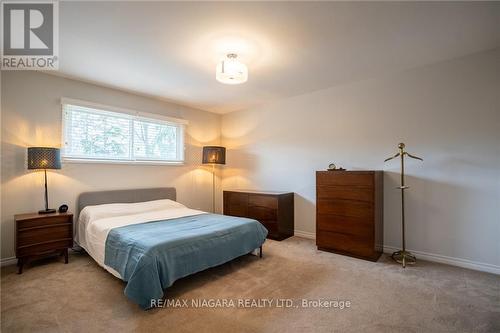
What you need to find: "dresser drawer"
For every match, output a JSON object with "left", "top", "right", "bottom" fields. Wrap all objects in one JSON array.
[
  {"left": 316, "top": 230, "right": 373, "bottom": 258},
  {"left": 259, "top": 220, "right": 279, "bottom": 236},
  {"left": 17, "top": 239, "right": 72, "bottom": 257},
  {"left": 317, "top": 172, "right": 374, "bottom": 186},
  {"left": 17, "top": 215, "right": 71, "bottom": 229},
  {"left": 248, "top": 195, "right": 278, "bottom": 209},
  {"left": 247, "top": 206, "right": 277, "bottom": 221},
  {"left": 224, "top": 192, "right": 249, "bottom": 217},
  {"left": 225, "top": 204, "right": 248, "bottom": 217},
  {"left": 316, "top": 199, "right": 372, "bottom": 219},
  {"left": 317, "top": 214, "right": 373, "bottom": 237},
  {"left": 225, "top": 192, "right": 248, "bottom": 205},
  {"left": 317, "top": 185, "right": 373, "bottom": 202},
  {"left": 17, "top": 223, "right": 72, "bottom": 248}
]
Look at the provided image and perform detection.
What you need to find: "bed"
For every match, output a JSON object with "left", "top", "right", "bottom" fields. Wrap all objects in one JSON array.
[{"left": 75, "top": 187, "right": 268, "bottom": 309}]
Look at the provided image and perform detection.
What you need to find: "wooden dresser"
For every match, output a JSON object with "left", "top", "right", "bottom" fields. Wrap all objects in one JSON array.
[
  {"left": 223, "top": 190, "right": 294, "bottom": 240},
  {"left": 15, "top": 212, "right": 73, "bottom": 274},
  {"left": 316, "top": 171, "right": 383, "bottom": 261}
]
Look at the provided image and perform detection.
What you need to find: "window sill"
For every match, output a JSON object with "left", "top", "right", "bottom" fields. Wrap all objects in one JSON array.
[{"left": 62, "top": 158, "right": 185, "bottom": 166}]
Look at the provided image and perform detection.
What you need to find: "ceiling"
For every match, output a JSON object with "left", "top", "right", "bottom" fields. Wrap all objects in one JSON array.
[{"left": 57, "top": 2, "right": 500, "bottom": 114}]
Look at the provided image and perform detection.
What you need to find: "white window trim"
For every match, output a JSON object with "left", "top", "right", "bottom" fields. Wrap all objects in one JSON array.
[
  {"left": 60, "top": 98, "right": 187, "bottom": 165},
  {"left": 62, "top": 158, "right": 184, "bottom": 166},
  {"left": 60, "top": 98, "right": 188, "bottom": 125}
]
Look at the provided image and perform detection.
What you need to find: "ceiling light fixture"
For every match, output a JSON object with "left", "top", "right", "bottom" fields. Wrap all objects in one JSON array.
[{"left": 216, "top": 53, "right": 248, "bottom": 85}]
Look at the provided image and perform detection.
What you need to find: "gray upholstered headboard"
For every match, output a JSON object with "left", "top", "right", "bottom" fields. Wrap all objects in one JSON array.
[{"left": 77, "top": 187, "right": 176, "bottom": 215}]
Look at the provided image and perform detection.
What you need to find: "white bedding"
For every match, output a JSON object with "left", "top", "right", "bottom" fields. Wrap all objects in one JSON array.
[{"left": 76, "top": 199, "right": 205, "bottom": 279}]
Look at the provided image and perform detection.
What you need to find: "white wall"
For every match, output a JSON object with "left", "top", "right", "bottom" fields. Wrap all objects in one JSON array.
[
  {"left": 1, "top": 71, "right": 222, "bottom": 260},
  {"left": 2, "top": 50, "right": 499, "bottom": 273},
  {"left": 221, "top": 49, "right": 500, "bottom": 270}
]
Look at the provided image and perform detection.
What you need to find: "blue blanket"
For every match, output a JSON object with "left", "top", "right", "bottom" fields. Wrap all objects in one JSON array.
[{"left": 104, "top": 213, "right": 268, "bottom": 309}]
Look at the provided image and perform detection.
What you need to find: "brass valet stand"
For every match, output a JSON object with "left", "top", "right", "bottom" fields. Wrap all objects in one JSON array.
[{"left": 384, "top": 143, "right": 423, "bottom": 268}]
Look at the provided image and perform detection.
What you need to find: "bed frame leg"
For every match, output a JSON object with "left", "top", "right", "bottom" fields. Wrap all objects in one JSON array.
[{"left": 259, "top": 246, "right": 263, "bottom": 258}]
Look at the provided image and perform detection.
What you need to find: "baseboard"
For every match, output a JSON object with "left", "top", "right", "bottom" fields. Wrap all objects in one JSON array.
[
  {"left": 2, "top": 240, "right": 497, "bottom": 275},
  {"left": 293, "top": 230, "right": 315, "bottom": 240},
  {"left": 292, "top": 230, "right": 499, "bottom": 275},
  {"left": 383, "top": 245, "right": 500, "bottom": 275},
  {"left": 1, "top": 257, "right": 17, "bottom": 267}
]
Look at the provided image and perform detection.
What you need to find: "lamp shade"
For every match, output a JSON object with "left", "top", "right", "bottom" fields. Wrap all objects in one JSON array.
[
  {"left": 202, "top": 146, "right": 226, "bottom": 165},
  {"left": 27, "top": 147, "right": 61, "bottom": 170}
]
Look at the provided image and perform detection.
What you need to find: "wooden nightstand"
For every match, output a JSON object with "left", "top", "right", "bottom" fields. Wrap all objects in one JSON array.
[{"left": 15, "top": 212, "right": 73, "bottom": 274}]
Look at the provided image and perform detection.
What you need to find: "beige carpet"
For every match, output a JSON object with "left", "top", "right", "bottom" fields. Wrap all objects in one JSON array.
[{"left": 1, "top": 237, "right": 499, "bottom": 333}]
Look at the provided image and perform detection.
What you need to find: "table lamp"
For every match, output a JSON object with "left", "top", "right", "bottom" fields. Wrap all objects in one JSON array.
[
  {"left": 202, "top": 146, "right": 226, "bottom": 213},
  {"left": 27, "top": 147, "right": 61, "bottom": 214}
]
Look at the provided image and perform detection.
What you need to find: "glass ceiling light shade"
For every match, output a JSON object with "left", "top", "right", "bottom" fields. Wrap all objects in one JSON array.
[{"left": 216, "top": 53, "right": 248, "bottom": 85}]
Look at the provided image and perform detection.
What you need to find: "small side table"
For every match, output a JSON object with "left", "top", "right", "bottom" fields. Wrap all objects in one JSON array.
[{"left": 15, "top": 212, "right": 73, "bottom": 274}]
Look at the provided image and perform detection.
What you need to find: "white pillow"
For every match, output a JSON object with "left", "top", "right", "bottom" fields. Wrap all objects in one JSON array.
[{"left": 79, "top": 199, "right": 186, "bottom": 226}]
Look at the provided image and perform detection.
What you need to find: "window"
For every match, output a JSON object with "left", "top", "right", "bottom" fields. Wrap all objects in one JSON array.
[{"left": 61, "top": 99, "right": 186, "bottom": 164}]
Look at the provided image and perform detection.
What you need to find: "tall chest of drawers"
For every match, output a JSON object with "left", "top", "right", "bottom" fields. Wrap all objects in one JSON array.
[{"left": 316, "top": 171, "right": 383, "bottom": 261}]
